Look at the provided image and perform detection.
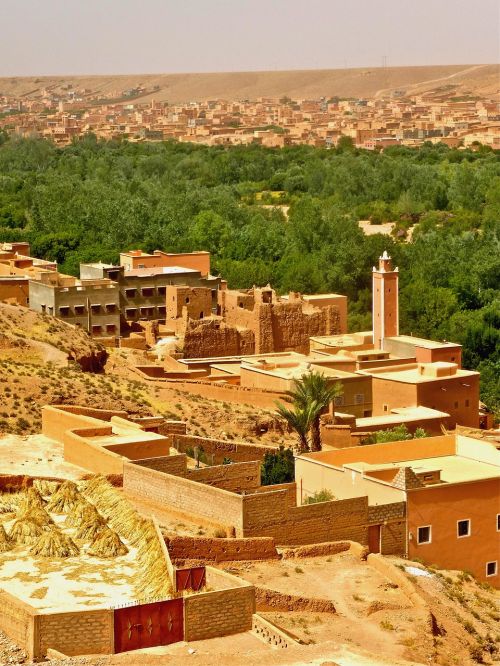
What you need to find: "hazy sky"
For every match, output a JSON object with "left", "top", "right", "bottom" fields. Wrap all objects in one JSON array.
[{"left": 1, "top": 0, "right": 499, "bottom": 76}]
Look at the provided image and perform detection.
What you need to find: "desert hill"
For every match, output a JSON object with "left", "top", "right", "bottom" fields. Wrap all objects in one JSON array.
[{"left": 1, "top": 64, "right": 498, "bottom": 103}]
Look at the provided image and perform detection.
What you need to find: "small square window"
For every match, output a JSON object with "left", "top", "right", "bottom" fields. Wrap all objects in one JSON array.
[
  {"left": 417, "top": 526, "right": 431, "bottom": 544},
  {"left": 457, "top": 519, "right": 471, "bottom": 538},
  {"left": 486, "top": 561, "right": 497, "bottom": 577}
]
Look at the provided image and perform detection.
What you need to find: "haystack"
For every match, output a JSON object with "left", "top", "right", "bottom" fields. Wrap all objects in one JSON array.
[
  {"left": 24, "top": 486, "right": 46, "bottom": 508},
  {"left": 33, "top": 479, "right": 60, "bottom": 496},
  {"left": 83, "top": 476, "right": 143, "bottom": 541},
  {"left": 0, "top": 493, "right": 22, "bottom": 514},
  {"left": 64, "top": 497, "right": 94, "bottom": 528},
  {"left": 88, "top": 527, "right": 128, "bottom": 558},
  {"left": 17, "top": 505, "right": 53, "bottom": 527},
  {"left": 9, "top": 518, "right": 44, "bottom": 545},
  {"left": 46, "top": 480, "right": 80, "bottom": 514},
  {"left": 74, "top": 509, "right": 107, "bottom": 541},
  {"left": 30, "top": 528, "right": 79, "bottom": 558},
  {"left": 135, "top": 558, "right": 171, "bottom": 599},
  {"left": 0, "top": 524, "right": 13, "bottom": 552}
]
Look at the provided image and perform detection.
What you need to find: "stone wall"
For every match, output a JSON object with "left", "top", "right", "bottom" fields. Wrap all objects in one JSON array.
[
  {"left": 35, "top": 610, "right": 114, "bottom": 659},
  {"left": 134, "top": 454, "right": 187, "bottom": 476},
  {"left": 368, "top": 502, "right": 407, "bottom": 556}
]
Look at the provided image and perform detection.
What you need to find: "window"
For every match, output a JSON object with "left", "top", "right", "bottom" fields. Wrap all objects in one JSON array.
[
  {"left": 91, "top": 325, "right": 102, "bottom": 336},
  {"left": 486, "top": 561, "right": 497, "bottom": 577},
  {"left": 125, "top": 288, "right": 136, "bottom": 298},
  {"left": 354, "top": 393, "right": 364, "bottom": 405},
  {"left": 106, "top": 304, "right": 117, "bottom": 313},
  {"left": 497, "top": 514, "right": 500, "bottom": 531},
  {"left": 106, "top": 324, "right": 116, "bottom": 334},
  {"left": 157, "top": 286, "right": 166, "bottom": 295},
  {"left": 74, "top": 305, "right": 85, "bottom": 315},
  {"left": 59, "top": 306, "right": 70, "bottom": 317},
  {"left": 185, "top": 297, "right": 190, "bottom": 304},
  {"left": 417, "top": 526, "right": 431, "bottom": 544},
  {"left": 334, "top": 396, "right": 344, "bottom": 407},
  {"left": 108, "top": 271, "right": 119, "bottom": 281},
  {"left": 383, "top": 404, "right": 388, "bottom": 412},
  {"left": 457, "top": 519, "right": 471, "bottom": 538},
  {"left": 90, "top": 304, "right": 101, "bottom": 314},
  {"left": 142, "top": 288, "right": 154, "bottom": 298}
]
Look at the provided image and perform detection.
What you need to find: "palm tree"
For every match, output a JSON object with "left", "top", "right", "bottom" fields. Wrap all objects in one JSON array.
[
  {"left": 275, "top": 400, "right": 319, "bottom": 454},
  {"left": 284, "top": 371, "right": 343, "bottom": 452}
]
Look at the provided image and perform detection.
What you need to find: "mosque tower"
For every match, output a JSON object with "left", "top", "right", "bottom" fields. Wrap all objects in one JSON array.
[{"left": 372, "top": 250, "right": 399, "bottom": 349}]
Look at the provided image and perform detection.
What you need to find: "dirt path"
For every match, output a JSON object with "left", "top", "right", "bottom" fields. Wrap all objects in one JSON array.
[{"left": 374, "top": 64, "right": 487, "bottom": 98}]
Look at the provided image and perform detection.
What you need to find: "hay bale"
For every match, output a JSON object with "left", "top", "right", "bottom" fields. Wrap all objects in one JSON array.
[
  {"left": 9, "top": 518, "right": 45, "bottom": 545},
  {"left": 75, "top": 511, "right": 107, "bottom": 542},
  {"left": 46, "top": 480, "right": 80, "bottom": 514},
  {"left": 0, "top": 524, "right": 13, "bottom": 552},
  {"left": 64, "top": 498, "right": 94, "bottom": 528},
  {"left": 22, "top": 487, "right": 46, "bottom": 509},
  {"left": 17, "top": 505, "right": 53, "bottom": 527},
  {"left": 88, "top": 527, "right": 128, "bottom": 558},
  {"left": 30, "top": 528, "right": 79, "bottom": 558},
  {"left": 33, "top": 479, "right": 60, "bottom": 496}
]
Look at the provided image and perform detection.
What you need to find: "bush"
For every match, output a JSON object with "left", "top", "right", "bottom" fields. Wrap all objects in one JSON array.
[
  {"left": 261, "top": 446, "right": 294, "bottom": 486},
  {"left": 304, "top": 489, "right": 335, "bottom": 504}
]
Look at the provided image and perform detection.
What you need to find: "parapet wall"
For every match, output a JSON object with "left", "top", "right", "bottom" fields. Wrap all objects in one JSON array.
[
  {"left": 42, "top": 405, "right": 127, "bottom": 443},
  {"left": 165, "top": 535, "right": 279, "bottom": 563},
  {"left": 187, "top": 460, "right": 261, "bottom": 493}
]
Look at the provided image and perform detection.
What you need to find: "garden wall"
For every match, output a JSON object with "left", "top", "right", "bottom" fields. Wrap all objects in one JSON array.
[{"left": 172, "top": 433, "right": 277, "bottom": 464}]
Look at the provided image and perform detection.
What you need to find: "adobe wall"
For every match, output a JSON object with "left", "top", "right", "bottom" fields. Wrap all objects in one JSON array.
[
  {"left": 103, "top": 437, "right": 170, "bottom": 460},
  {"left": 172, "top": 433, "right": 278, "bottom": 464},
  {"left": 165, "top": 535, "right": 279, "bottom": 563},
  {"left": 0, "top": 281, "right": 29, "bottom": 306},
  {"left": 42, "top": 405, "right": 127, "bottom": 443},
  {"left": 371, "top": 377, "right": 418, "bottom": 416},
  {"left": 184, "top": 569, "right": 255, "bottom": 641},
  {"left": 417, "top": 376, "right": 479, "bottom": 428},
  {"left": 181, "top": 318, "right": 255, "bottom": 358},
  {"left": 35, "top": 609, "right": 114, "bottom": 659},
  {"left": 63, "top": 427, "right": 125, "bottom": 476},
  {"left": 187, "top": 460, "right": 261, "bottom": 493},
  {"left": 267, "top": 301, "right": 341, "bottom": 354},
  {"left": 0, "top": 590, "right": 36, "bottom": 659},
  {"left": 122, "top": 462, "right": 244, "bottom": 532}
]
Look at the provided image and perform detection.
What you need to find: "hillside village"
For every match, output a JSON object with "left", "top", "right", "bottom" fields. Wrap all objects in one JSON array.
[
  {"left": 1, "top": 68, "right": 499, "bottom": 149},
  {"left": 0, "top": 239, "right": 497, "bottom": 665}
]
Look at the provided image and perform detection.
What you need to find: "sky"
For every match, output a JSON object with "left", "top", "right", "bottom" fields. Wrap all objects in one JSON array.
[{"left": 1, "top": 0, "right": 499, "bottom": 77}]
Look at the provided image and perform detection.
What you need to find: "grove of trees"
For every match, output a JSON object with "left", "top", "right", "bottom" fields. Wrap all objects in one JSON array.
[{"left": 0, "top": 134, "right": 498, "bottom": 415}]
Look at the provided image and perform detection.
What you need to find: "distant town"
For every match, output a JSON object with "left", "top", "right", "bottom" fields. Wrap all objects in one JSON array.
[{"left": 1, "top": 82, "right": 499, "bottom": 149}]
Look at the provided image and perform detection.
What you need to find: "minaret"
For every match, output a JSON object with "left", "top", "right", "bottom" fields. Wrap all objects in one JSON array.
[{"left": 372, "top": 250, "right": 399, "bottom": 349}]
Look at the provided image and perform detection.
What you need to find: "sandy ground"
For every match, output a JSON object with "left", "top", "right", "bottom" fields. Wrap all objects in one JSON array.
[{"left": 0, "top": 434, "right": 86, "bottom": 479}]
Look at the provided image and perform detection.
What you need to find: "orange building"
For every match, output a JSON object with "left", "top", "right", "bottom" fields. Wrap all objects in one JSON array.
[
  {"left": 295, "top": 434, "right": 500, "bottom": 585},
  {"left": 120, "top": 249, "right": 211, "bottom": 277}
]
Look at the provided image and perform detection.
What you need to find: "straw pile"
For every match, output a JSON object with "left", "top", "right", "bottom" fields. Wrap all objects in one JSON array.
[
  {"left": 75, "top": 507, "right": 107, "bottom": 542},
  {"left": 64, "top": 497, "right": 94, "bottom": 528},
  {"left": 134, "top": 520, "right": 172, "bottom": 599},
  {"left": 0, "top": 493, "right": 23, "bottom": 514},
  {"left": 23, "top": 487, "right": 46, "bottom": 509},
  {"left": 9, "top": 518, "right": 45, "bottom": 545},
  {"left": 46, "top": 480, "right": 80, "bottom": 514},
  {"left": 0, "top": 524, "right": 13, "bottom": 552},
  {"left": 30, "top": 527, "right": 79, "bottom": 558},
  {"left": 33, "top": 479, "right": 60, "bottom": 496},
  {"left": 17, "top": 505, "right": 53, "bottom": 528},
  {"left": 88, "top": 527, "right": 128, "bottom": 558}
]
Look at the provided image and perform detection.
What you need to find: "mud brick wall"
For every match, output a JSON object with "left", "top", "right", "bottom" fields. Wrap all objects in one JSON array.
[
  {"left": 241, "top": 488, "right": 290, "bottom": 541},
  {"left": 123, "top": 462, "right": 244, "bottom": 531},
  {"left": 0, "top": 590, "right": 35, "bottom": 659},
  {"left": 187, "top": 461, "right": 261, "bottom": 493},
  {"left": 184, "top": 586, "right": 255, "bottom": 641},
  {"left": 172, "top": 433, "right": 277, "bottom": 464},
  {"left": 134, "top": 454, "right": 187, "bottom": 476},
  {"left": 368, "top": 502, "right": 406, "bottom": 556},
  {"left": 159, "top": 420, "right": 187, "bottom": 436},
  {"left": 165, "top": 535, "right": 279, "bottom": 562},
  {"left": 35, "top": 609, "right": 113, "bottom": 658}
]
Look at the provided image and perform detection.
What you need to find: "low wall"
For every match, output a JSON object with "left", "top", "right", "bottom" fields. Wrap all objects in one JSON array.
[
  {"left": 184, "top": 568, "right": 255, "bottom": 641},
  {"left": 35, "top": 609, "right": 114, "bottom": 659},
  {"left": 123, "top": 462, "right": 244, "bottom": 532},
  {"left": 103, "top": 437, "right": 170, "bottom": 460},
  {"left": 0, "top": 590, "right": 36, "bottom": 659},
  {"left": 42, "top": 405, "right": 127, "bottom": 443},
  {"left": 172, "top": 433, "right": 277, "bottom": 464},
  {"left": 165, "top": 535, "right": 279, "bottom": 563},
  {"left": 187, "top": 461, "right": 261, "bottom": 493}
]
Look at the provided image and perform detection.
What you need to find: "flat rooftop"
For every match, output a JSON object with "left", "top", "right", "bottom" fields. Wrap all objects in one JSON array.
[
  {"left": 125, "top": 265, "right": 200, "bottom": 277},
  {"left": 0, "top": 434, "right": 85, "bottom": 479},
  {"left": 356, "top": 406, "right": 448, "bottom": 428},
  {"left": 386, "top": 335, "right": 461, "bottom": 350},
  {"left": 359, "top": 363, "right": 478, "bottom": 383},
  {"left": 242, "top": 359, "right": 359, "bottom": 381},
  {"left": 350, "top": 455, "right": 500, "bottom": 484},
  {"left": 310, "top": 332, "right": 373, "bottom": 347}
]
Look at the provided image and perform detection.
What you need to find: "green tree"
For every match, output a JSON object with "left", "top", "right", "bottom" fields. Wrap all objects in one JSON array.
[
  {"left": 275, "top": 399, "right": 319, "bottom": 453},
  {"left": 260, "top": 446, "right": 295, "bottom": 486}
]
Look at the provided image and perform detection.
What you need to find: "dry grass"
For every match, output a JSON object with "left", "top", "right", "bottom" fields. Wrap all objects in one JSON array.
[
  {"left": 46, "top": 480, "right": 80, "bottom": 514},
  {"left": 9, "top": 517, "right": 45, "bottom": 545},
  {"left": 17, "top": 504, "right": 53, "bottom": 527},
  {"left": 33, "top": 479, "right": 60, "bottom": 496},
  {"left": 0, "top": 524, "right": 13, "bottom": 552}
]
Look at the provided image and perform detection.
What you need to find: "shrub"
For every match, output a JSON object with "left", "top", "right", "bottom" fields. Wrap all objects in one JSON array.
[
  {"left": 304, "top": 489, "right": 335, "bottom": 504},
  {"left": 261, "top": 446, "right": 294, "bottom": 486}
]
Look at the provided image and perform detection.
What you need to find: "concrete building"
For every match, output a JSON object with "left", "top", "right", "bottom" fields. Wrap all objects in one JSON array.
[{"left": 295, "top": 434, "right": 500, "bottom": 585}]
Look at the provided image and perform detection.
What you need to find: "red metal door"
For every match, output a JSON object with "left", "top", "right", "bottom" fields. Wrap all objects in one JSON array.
[
  {"left": 176, "top": 566, "right": 206, "bottom": 592},
  {"left": 114, "top": 598, "right": 184, "bottom": 653}
]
